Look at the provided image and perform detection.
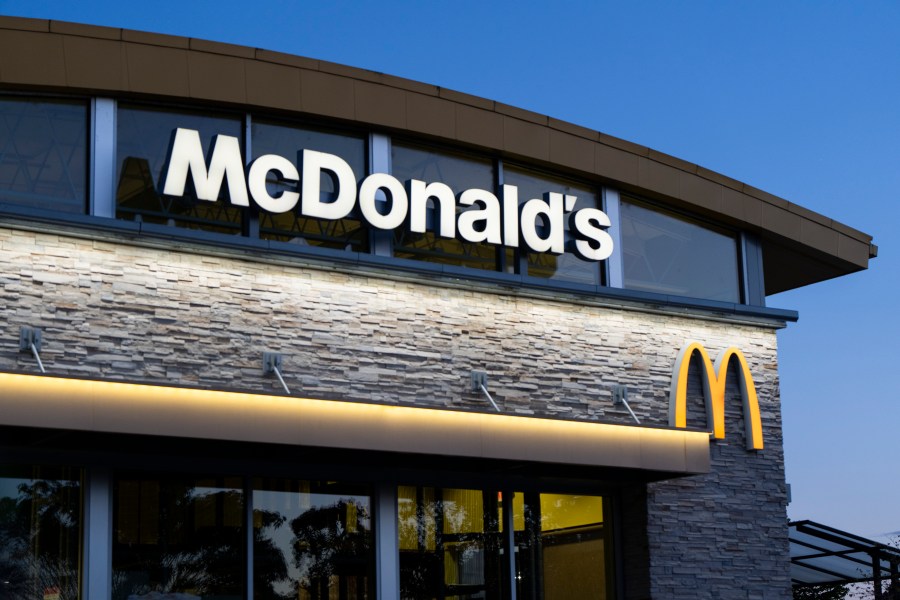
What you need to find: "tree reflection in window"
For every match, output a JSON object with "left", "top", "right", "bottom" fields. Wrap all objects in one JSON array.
[
  {"left": 112, "top": 476, "right": 245, "bottom": 600},
  {"left": 253, "top": 479, "right": 374, "bottom": 600},
  {"left": 0, "top": 466, "right": 82, "bottom": 600},
  {"left": 398, "top": 486, "right": 504, "bottom": 600}
]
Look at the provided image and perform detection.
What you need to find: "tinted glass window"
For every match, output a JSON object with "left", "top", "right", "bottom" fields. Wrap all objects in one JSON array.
[
  {"left": 0, "top": 466, "right": 83, "bottom": 599},
  {"left": 252, "top": 119, "right": 368, "bottom": 251},
  {"left": 112, "top": 474, "right": 245, "bottom": 600},
  {"left": 399, "top": 486, "right": 505, "bottom": 600},
  {"left": 503, "top": 167, "right": 601, "bottom": 285},
  {"left": 0, "top": 97, "right": 88, "bottom": 213},
  {"left": 513, "top": 493, "right": 610, "bottom": 599},
  {"left": 116, "top": 104, "right": 244, "bottom": 233},
  {"left": 620, "top": 198, "right": 741, "bottom": 301},
  {"left": 392, "top": 144, "right": 498, "bottom": 270},
  {"left": 254, "top": 478, "right": 374, "bottom": 599}
]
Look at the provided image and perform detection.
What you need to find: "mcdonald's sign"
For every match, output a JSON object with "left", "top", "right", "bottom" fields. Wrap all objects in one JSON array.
[{"left": 668, "top": 342, "right": 764, "bottom": 451}]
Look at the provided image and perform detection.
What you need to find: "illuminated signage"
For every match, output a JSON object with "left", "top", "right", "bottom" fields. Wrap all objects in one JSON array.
[
  {"left": 668, "top": 342, "right": 764, "bottom": 451},
  {"left": 161, "top": 128, "right": 614, "bottom": 261}
]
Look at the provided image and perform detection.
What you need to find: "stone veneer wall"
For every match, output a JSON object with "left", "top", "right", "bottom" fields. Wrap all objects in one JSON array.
[{"left": 0, "top": 225, "right": 790, "bottom": 598}]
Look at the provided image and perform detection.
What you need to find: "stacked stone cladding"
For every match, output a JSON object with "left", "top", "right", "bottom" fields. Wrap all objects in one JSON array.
[{"left": 0, "top": 224, "right": 790, "bottom": 598}]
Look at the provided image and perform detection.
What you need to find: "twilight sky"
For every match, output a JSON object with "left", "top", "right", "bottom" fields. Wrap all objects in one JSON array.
[{"left": 3, "top": 0, "right": 897, "bottom": 538}]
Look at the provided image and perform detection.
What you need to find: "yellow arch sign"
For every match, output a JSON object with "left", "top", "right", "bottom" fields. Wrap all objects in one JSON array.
[{"left": 668, "top": 342, "right": 764, "bottom": 451}]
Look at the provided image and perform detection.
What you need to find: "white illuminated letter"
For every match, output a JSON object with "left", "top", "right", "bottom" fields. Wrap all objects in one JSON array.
[
  {"left": 457, "top": 189, "right": 501, "bottom": 244},
  {"left": 571, "top": 208, "right": 614, "bottom": 261},
  {"left": 519, "top": 192, "right": 565, "bottom": 254},
  {"left": 162, "top": 128, "right": 248, "bottom": 206},
  {"left": 248, "top": 154, "right": 300, "bottom": 213},
  {"left": 359, "top": 173, "right": 409, "bottom": 230},
  {"left": 502, "top": 184, "right": 519, "bottom": 247},
  {"left": 408, "top": 180, "right": 456, "bottom": 238},
  {"left": 301, "top": 149, "right": 357, "bottom": 220}
]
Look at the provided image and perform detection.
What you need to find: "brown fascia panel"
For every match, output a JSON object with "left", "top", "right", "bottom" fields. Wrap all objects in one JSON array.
[{"left": 0, "top": 16, "right": 876, "bottom": 292}]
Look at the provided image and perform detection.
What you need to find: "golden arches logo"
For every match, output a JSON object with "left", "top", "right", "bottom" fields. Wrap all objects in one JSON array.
[{"left": 668, "top": 342, "right": 764, "bottom": 451}]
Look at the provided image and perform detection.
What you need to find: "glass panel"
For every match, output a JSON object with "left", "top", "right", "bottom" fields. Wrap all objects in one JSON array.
[
  {"left": 253, "top": 478, "right": 374, "bottom": 599},
  {"left": 619, "top": 197, "right": 741, "bottom": 301},
  {"left": 116, "top": 104, "right": 244, "bottom": 234},
  {"left": 398, "top": 486, "right": 504, "bottom": 600},
  {"left": 252, "top": 119, "right": 368, "bottom": 251},
  {"left": 392, "top": 144, "right": 498, "bottom": 270},
  {"left": 514, "top": 493, "right": 609, "bottom": 600},
  {"left": 0, "top": 97, "right": 88, "bottom": 213},
  {"left": 503, "top": 167, "right": 601, "bottom": 285},
  {"left": 0, "top": 466, "right": 83, "bottom": 600},
  {"left": 112, "top": 474, "right": 245, "bottom": 600}
]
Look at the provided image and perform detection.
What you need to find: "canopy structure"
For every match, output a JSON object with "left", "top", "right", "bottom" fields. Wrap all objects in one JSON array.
[{"left": 790, "top": 520, "right": 900, "bottom": 596}]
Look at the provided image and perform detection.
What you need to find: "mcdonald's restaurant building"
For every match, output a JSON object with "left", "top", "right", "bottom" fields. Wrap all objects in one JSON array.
[{"left": 0, "top": 17, "right": 877, "bottom": 600}]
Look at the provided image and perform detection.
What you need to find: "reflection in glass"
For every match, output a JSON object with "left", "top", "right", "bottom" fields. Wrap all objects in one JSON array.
[
  {"left": 398, "top": 486, "right": 504, "bottom": 600},
  {"left": 112, "top": 474, "right": 245, "bottom": 600},
  {"left": 116, "top": 104, "right": 245, "bottom": 233},
  {"left": 0, "top": 466, "right": 82, "bottom": 600},
  {"left": 0, "top": 97, "right": 88, "bottom": 213},
  {"left": 514, "top": 493, "right": 608, "bottom": 600},
  {"left": 253, "top": 479, "right": 374, "bottom": 600},
  {"left": 620, "top": 197, "right": 741, "bottom": 301},
  {"left": 252, "top": 120, "right": 368, "bottom": 251},
  {"left": 392, "top": 144, "right": 498, "bottom": 271},
  {"left": 502, "top": 167, "right": 601, "bottom": 285}
]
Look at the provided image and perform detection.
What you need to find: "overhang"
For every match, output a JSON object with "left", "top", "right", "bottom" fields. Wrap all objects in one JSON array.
[
  {"left": 790, "top": 520, "right": 900, "bottom": 588},
  {"left": 0, "top": 16, "right": 876, "bottom": 293},
  {"left": 0, "top": 372, "right": 710, "bottom": 475}
]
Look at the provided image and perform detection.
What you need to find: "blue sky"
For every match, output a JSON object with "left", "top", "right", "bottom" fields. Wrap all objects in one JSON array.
[{"left": 3, "top": 1, "right": 897, "bottom": 537}]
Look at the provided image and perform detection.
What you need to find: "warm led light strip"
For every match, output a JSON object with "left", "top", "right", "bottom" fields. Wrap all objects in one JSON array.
[{"left": 0, "top": 372, "right": 709, "bottom": 474}]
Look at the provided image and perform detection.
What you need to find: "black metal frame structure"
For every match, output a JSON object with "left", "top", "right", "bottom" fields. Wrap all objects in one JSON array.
[{"left": 790, "top": 520, "right": 900, "bottom": 598}]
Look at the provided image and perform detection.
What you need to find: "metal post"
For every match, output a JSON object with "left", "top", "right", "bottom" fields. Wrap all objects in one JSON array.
[
  {"left": 369, "top": 133, "right": 393, "bottom": 257},
  {"left": 374, "top": 483, "right": 399, "bottom": 600},
  {"left": 503, "top": 491, "right": 518, "bottom": 600},
  {"left": 602, "top": 188, "right": 623, "bottom": 288},
  {"left": 90, "top": 98, "right": 116, "bottom": 218},
  {"left": 245, "top": 479, "right": 254, "bottom": 600},
  {"left": 82, "top": 467, "right": 112, "bottom": 600},
  {"left": 889, "top": 557, "right": 899, "bottom": 600}
]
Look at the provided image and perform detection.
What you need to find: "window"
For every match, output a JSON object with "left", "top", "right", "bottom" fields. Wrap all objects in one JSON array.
[
  {"left": 391, "top": 143, "right": 498, "bottom": 270},
  {"left": 0, "top": 466, "right": 83, "bottom": 600},
  {"left": 513, "top": 493, "right": 610, "bottom": 600},
  {"left": 0, "top": 96, "right": 88, "bottom": 214},
  {"left": 399, "top": 486, "right": 506, "bottom": 599},
  {"left": 113, "top": 473, "right": 245, "bottom": 600},
  {"left": 112, "top": 472, "right": 375, "bottom": 600},
  {"left": 399, "top": 487, "right": 612, "bottom": 600},
  {"left": 619, "top": 197, "right": 741, "bottom": 302},
  {"left": 116, "top": 104, "right": 245, "bottom": 233},
  {"left": 254, "top": 478, "right": 374, "bottom": 598},
  {"left": 0, "top": 93, "right": 762, "bottom": 310},
  {"left": 252, "top": 119, "right": 368, "bottom": 251},
  {"left": 503, "top": 167, "right": 602, "bottom": 286}
]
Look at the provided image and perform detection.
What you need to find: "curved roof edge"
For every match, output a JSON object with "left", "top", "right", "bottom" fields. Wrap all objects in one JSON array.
[{"left": 0, "top": 16, "right": 876, "bottom": 294}]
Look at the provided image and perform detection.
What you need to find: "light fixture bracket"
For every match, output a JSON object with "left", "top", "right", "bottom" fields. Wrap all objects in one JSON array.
[
  {"left": 262, "top": 351, "right": 291, "bottom": 395},
  {"left": 19, "top": 326, "right": 42, "bottom": 353}
]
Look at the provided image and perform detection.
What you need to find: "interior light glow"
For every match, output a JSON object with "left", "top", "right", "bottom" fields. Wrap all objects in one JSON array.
[{"left": 0, "top": 372, "right": 709, "bottom": 474}]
